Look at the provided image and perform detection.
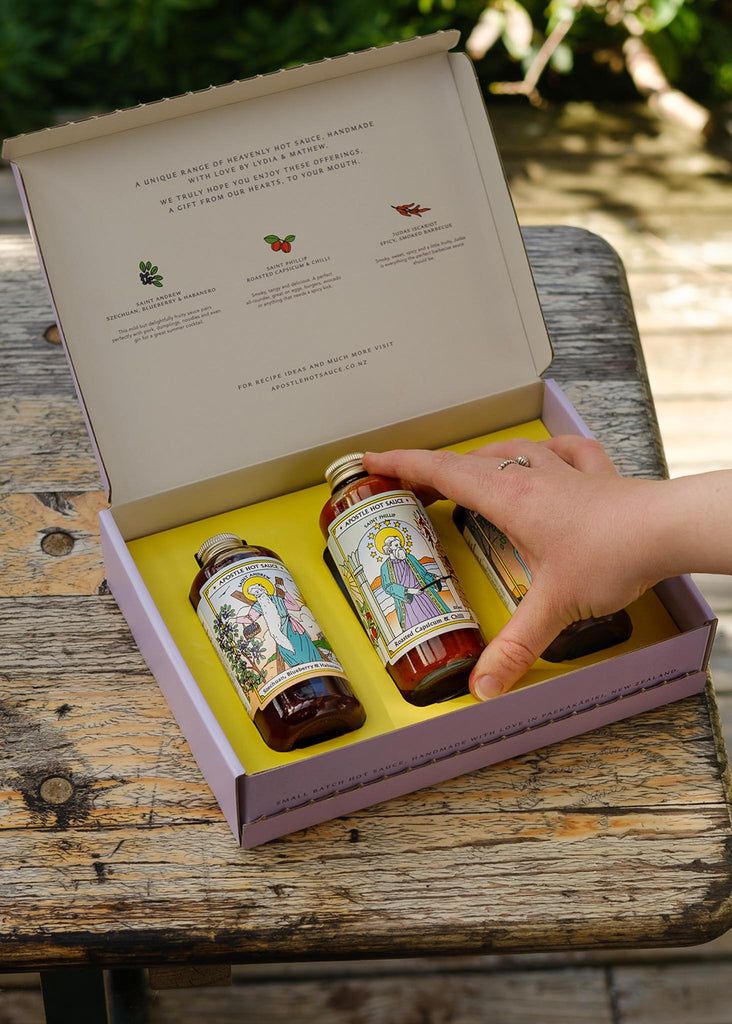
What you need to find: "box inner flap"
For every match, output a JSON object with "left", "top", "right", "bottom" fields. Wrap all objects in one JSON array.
[{"left": 8, "top": 36, "right": 551, "bottom": 505}]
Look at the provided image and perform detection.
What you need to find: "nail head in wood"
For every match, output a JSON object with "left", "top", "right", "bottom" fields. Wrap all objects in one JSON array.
[
  {"left": 39, "top": 777, "right": 74, "bottom": 806},
  {"left": 41, "top": 530, "right": 75, "bottom": 557},
  {"left": 43, "top": 324, "right": 61, "bottom": 344}
]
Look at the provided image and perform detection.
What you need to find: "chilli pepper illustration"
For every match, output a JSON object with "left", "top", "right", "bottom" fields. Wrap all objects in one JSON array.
[
  {"left": 264, "top": 233, "right": 296, "bottom": 252},
  {"left": 391, "top": 202, "right": 431, "bottom": 218}
]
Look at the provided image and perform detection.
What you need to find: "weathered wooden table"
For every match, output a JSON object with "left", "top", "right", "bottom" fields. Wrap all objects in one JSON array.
[{"left": 2, "top": 227, "right": 731, "bottom": 1022}]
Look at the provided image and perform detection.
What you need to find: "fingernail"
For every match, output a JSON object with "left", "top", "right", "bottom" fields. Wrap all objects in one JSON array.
[{"left": 472, "top": 675, "right": 504, "bottom": 700}]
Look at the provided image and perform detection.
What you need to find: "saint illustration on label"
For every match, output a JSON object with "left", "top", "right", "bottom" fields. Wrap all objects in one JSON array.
[
  {"left": 376, "top": 525, "right": 450, "bottom": 629},
  {"left": 232, "top": 575, "right": 325, "bottom": 673},
  {"left": 199, "top": 559, "right": 346, "bottom": 716},
  {"left": 458, "top": 512, "right": 532, "bottom": 611},
  {"left": 327, "top": 491, "right": 480, "bottom": 665}
]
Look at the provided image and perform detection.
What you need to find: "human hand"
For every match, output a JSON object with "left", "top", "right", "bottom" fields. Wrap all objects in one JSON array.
[{"left": 364, "top": 437, "right": 668, "bottom": 700}]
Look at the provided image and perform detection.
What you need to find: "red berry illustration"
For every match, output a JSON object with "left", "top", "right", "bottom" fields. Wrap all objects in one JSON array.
[{"left": 264, "top": 233, "right": 296, "bottom": 253}]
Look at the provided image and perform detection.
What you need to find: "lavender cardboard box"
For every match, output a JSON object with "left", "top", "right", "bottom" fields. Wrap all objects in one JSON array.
[{"left": 3, "top": 31, "right": 716, "bottom": 847}]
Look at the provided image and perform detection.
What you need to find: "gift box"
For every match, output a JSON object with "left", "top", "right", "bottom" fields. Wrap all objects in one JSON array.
[{"left": 3, "top": 31, "right": 715, "bottom": 847}]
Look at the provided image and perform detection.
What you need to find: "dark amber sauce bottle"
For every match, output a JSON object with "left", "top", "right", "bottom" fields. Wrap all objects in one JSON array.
[
  {"left": 320, "top": 454, "right": 485, "bottom": 706},
  {"left": 190, "top": 533, "right": 365, "bottom": 752},
  {"left": 453, "top": 507, "right": 633, "bottom": 662}
]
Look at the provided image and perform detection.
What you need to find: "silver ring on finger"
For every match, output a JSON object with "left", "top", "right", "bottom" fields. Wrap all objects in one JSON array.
[{"left": 498, "top": 455, "right": 531, "bottom": 470}]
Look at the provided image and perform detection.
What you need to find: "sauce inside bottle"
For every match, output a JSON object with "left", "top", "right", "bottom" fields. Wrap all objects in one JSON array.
[
  {"left": 320, "top": 454, "right": 485, "bottom": 706},
  {"left": 190, "top": 533, "right": 365, "bottom": 752}
]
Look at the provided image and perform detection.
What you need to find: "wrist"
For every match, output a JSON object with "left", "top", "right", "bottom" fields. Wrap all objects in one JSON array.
[
  {"left": 641, "top": 476, "right": 716, "bottom": 581},
  {"left": 602, "top": 476, "right": 695, "bottom": 586}
]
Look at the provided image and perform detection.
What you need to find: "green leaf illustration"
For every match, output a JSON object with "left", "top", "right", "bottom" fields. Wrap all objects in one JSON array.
[
  {"left": 153, "top": 275, "right": 163, "bottom": 283},
  {"left": 139, "top": 261, "right": 146, "bottom": 271},
  {"left": 284, "top": 234, "right": 295, "bottom": 242},
  {"left": 145, "top": 261, "right": 152, "bottom": 271},
  {"left": 150, "top": 265, "right": 158, "bottom": 275},
  {"left": 263, "top": 234, "right": 279, "bottom": 243},
  {"left": 154, "top": 280, "right": 163, "bottom": 287}
]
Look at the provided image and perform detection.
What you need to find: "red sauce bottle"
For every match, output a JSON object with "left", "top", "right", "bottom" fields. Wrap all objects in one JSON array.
[
  {"left": 190, "top": 533, "right": 365, "bottom": 752},
  {"left": 320, "top": 453, "right": 485, "bottom": 706}
]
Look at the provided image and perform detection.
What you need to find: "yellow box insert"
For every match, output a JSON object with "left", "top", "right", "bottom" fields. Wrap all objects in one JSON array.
[{"left": 129, "top": 418, "right": 679, "bottom": 774}]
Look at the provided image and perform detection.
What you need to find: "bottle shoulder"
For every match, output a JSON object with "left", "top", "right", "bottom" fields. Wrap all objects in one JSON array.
[{"left": 319, "top": 473, "right": 402, "bottom": 533}]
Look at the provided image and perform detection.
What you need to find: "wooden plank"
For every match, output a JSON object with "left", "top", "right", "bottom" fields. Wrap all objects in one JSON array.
[
  {"left": 1, "top": 227, "right": 730, "bottom": 971},
  {"left": 0, "top": 975, "right": 40, "bottom": 989},
  {"left": 0, "top": 968, "right": 613, "bottom": 1024},
  {"left": 7, "top": 963, "right": 731, "bottom": 1024},
  {"left": 223, "top": 936, "right": 732, "bottom": 971},
  {"left": 0, "top": 989, "right": 43, "bottom": 1024},
  {"left": 0, "top": 399, "right": 100, "bottom": 494},
  {"left": 0, "top": 491, "right": 106, "bottom": 597},
  {"left": 152, "top": 968, "right": 614, "bottom": 1023},
  {"left": 612, "top": 962, "right": 732, "bottom": 1023},
  {"left": 148, "top": 964, "right": 231, "bottom": 989},
  {"left": 0, "top": 594, "right": 730, "bottom": 964}
]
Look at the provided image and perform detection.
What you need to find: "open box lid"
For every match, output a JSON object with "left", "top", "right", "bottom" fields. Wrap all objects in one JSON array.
[{"left": 4, "top": 31, "right": 552, "bottom": 517}]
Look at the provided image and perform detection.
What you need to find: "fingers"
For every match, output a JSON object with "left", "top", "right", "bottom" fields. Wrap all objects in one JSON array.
[
  {"left": 470, "top": 585, "right": 568, "bottom": 700},
  {"left": 543, "top": 435, "right": 618, "bottom": 474},
  {"left": 364, "top": 448, "right": 514, "bottom": 513},
  {"left": 466, "top": 438, "right": 559, "bottom": 468},
  {"left": 467, "top": 435, "right": 617, "bottom": 475}
]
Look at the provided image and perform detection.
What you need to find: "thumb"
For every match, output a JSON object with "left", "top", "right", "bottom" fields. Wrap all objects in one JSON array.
[{"left": 470, "top": 585, "right": 568, "bottom": 700}]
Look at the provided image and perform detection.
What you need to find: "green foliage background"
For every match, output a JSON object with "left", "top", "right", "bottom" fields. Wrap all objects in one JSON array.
[{"left": 1, "top": 0, "right": 730, "bottom": 139}]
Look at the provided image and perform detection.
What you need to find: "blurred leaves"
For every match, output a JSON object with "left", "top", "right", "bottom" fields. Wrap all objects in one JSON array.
[
  {"left": 502, "top": 0, "right": 535, "bottom": 58},
  {"left": 0, "top": 0, "right": 729, "bottom": 140}
]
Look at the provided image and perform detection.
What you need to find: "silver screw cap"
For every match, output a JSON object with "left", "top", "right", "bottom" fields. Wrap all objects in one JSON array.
[
  {"left": 324, "top": 452, "right": 366, "bottom": 491},
  {"left": 196, "top": 532, "right": 244, "bottom": 566}
]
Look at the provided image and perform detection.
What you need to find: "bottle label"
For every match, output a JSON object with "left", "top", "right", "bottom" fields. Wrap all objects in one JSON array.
[
  {"left": 459, "top": 510, "right": 531, "bottom": 614},
  {"left": 327, "top": 490, "right": 480, "bottom": 665},
  {"left": 197, "top": 557, "right": 347, "bottom": 718}
]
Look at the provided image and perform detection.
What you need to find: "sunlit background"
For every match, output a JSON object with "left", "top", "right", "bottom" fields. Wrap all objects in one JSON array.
[{"left": 1, "top": 1, "right": 731, "bottom": 1016}]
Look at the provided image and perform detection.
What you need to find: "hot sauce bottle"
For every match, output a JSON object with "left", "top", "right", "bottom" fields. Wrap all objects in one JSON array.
[
  {"left": 190, "top": 533, "right": 365, "bottom": 752},
  {"left": 320, "top": 454, "right": 485, "bottom": 706},
  {"left": 453, "top": 507, "right": 633, "bottom": 661}
]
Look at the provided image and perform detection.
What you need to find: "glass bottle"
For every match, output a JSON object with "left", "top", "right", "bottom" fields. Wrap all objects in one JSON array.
[
  {"left": 190, "top": 533, "right": 365, "bottom": 752},
  {"left": 453, "top": 507, "right": 633, "bottom": 661},
  {"left": 320, "top": 453, "right": 485, "bottom": 706}
]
